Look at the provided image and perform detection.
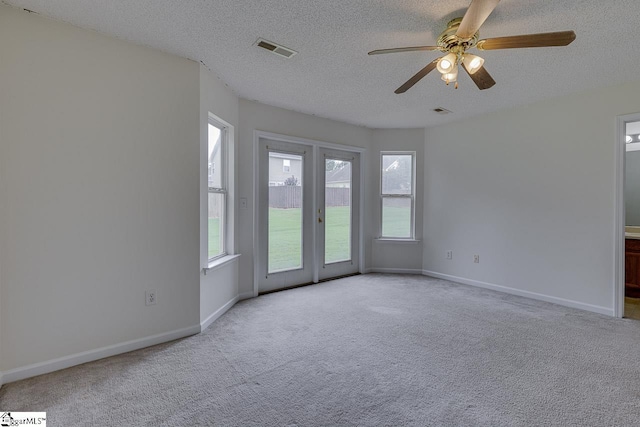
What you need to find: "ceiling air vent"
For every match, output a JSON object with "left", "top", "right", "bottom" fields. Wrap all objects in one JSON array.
[
  {"left": 255, "top": 38, "right": 297, "bottom": 59},
  {"left": 433, "top": 108, "right": 452, "bottom": 115}
]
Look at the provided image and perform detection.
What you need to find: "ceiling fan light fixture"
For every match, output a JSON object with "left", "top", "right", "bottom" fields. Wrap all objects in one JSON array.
[
  {"left": 462, "top": 54, "right": 485, "bottom": 74},
  {"left": 436, "top": 52, "right": 457, "bottom": 74},
  {"left": 369, "top": 1, "right": 576, "bottom": 94},
  {"left": 440, "top": 67, "right": 458, "bottom": 84}
]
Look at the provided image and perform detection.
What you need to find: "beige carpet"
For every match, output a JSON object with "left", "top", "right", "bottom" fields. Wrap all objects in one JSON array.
[{"left": 2, "top": 273, "right": 640, "bottom": 426}]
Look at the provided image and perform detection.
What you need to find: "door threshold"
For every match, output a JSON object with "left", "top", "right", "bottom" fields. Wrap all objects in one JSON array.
[
  {"left": 258, "top": 273, "right": 361, "bottom": 296},
  {"left": 258, "top": 281, "right": 315, "bottom": 296},
  {"left": 318, "top": 272, "right": 361, "bottom": 283}
]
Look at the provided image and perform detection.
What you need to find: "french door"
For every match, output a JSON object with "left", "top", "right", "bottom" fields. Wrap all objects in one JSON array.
[
  {"left": 257, "top": 137, "right": 361, "bottom": 294},
  {"left": 317, "top": 147, "right": 360, "bottom": 281}
]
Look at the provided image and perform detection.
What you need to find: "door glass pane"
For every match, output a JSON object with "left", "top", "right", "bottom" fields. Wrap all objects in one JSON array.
[
  {"left": 382, "top": 197, "right": 411, "bottom": 238},
  {"left": 325, "top": 159, "right": 351, "bottom": 263},
  {"left": 268, "top": 152, "right": 303, "bottom": 273}
]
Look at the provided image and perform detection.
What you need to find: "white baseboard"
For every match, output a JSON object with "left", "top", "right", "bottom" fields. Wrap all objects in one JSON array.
[
  {"left": 422, "top": 270, "right": 614, "bottom": 317},
  {"left": 238, "top": 291, "right": 255, "bottom": 300},
  {"left": 0, "top": 290, "right": 255, "bottom": 387},
  {"left": 0, "top": 291, "right": 253, "bottom": 388},
  {"left": 200, "top": 295, "right": 241, "bottom": 332},
  {"left": 369, "top": 268, "right": 423, "bottom": 275},
  {"left": 0, "top": 324, "right": 201, "bottom": 386}
]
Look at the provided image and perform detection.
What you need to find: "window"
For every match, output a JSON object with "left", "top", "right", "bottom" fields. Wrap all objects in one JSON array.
[
  {"left": 283, "top": 159, "right": 290, "bottom": 172},
  {"left": 208, "top": 120, "right": 227, "bottom": 260},
  {"left": 380, "top": 152, "right": 415, "bottom": 239}
]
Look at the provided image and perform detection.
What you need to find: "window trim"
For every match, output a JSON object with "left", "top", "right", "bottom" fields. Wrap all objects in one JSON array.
[
  {"left": 207, "top": 117, "right": 228, "bottom": 262},
  {"left": 379, "top": 151, "right": 416, "bottom": 240}
]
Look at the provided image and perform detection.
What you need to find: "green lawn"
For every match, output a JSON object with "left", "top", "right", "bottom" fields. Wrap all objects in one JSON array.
[
  {"left": 208, "top": 218, "right": 221, "bottom": 258},
  {"left": 269, "top": 208, "right": 303, "bottom": 272},
  {"left": 270, "top": 207, "right": 354, "bottom": 271},
  {"left": 382, "top": 206, "right": 412, "bottom": 238},
  {"left": 210, "top": 206, "right": 411, "bottom": 267},
  {"left": 324, "top": 206, "right": 351, "bottom": 264}
]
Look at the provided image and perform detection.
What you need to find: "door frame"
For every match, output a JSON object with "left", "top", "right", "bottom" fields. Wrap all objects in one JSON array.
[
  {"left": 253, "top": 130, "right": 366, "bottom": 296},
  {"left": 615, "top": 112, "right": 640, "bottom": 318}
]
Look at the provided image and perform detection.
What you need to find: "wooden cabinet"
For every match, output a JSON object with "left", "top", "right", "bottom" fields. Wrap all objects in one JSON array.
[{"left": 625, "top": 239, "right": 640, "bottom": 298}]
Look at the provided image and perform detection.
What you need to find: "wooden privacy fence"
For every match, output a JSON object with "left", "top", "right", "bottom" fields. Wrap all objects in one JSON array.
[
  {"left": 269, "top": 186, "right": 302, "bottom": 208},
  {"left": 269, "top": 186, "right": 351, "bottom": 208},
  {"left": 325, "top": 187, "right": 351, "bottom": 207}
]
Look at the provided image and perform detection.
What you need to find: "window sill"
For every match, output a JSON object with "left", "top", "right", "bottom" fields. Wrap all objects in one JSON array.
[
  {"left": 374, "top": 238, "right": 421, "bottom": 244},
  {"left": 204, "top": 254, "right": 241, "bottom": 275}
]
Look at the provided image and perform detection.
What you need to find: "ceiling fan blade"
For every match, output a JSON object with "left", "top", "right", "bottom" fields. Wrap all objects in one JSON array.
[
  {"left": 456, "top": 0, "right": 501, "bottom": 39},
  {"left": 368, "top": 46, "right": 440, "bottom": 55},
  {"left": 461, "top": 63, "right": 496, "bottom": 90},
  {"left": 395, "top": 60, "right": 439, "bottom": 94},
  {"left": 477, "top": 31, "right": 576, "bottom": 50}
]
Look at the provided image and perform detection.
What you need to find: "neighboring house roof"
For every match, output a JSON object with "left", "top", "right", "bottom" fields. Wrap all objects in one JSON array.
[
  {"left": 326, "top": 163, "right": 351, "bottom": 183},
  {"left": 383, "top": 157, "right": 399, "bottom": 171},
  {"left": 269, "top": 152, "right": 302, "bottom": 161}
]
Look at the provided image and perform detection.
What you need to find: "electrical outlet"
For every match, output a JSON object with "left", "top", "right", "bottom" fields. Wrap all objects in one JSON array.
[
  {"left": 146, "top": 290, "right": 157, "bottom": 306},
  {"left": 446, "top": 250, "right": 453, "bottom": 260},
  {"left": 474, "top": 255, "right": 480, "bottom": 263}
]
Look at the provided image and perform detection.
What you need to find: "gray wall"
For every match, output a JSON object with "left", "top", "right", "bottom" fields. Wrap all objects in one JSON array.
[
  {"left": 1, "top": 5, "right": 201, "bottom": 373},
  {"left": 199, "top": 64, "right": 241, "bottom": 325},
  {"left": 424, "top": 80, "right": 640, "bottom": 315}
]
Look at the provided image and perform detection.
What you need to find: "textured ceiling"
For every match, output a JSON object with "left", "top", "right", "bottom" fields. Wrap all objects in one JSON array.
[{"left": 4, "top": 0, "right": 640, "bottom": 128}]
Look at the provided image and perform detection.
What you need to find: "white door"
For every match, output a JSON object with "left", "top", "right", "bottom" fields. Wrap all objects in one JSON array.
[
  {"left": 317, "top": 148, "right": 360, "bottom": 280},
  {"left": 257, "top": 137, "right": 361, "bottom": 293}
]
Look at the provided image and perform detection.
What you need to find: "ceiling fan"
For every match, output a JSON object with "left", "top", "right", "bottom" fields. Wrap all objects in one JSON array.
[{"left": 369, "top": 0, "right": 576, "bottom": 93}]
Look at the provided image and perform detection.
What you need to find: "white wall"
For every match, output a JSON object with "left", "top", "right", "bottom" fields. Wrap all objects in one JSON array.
[
  {"left": 0, "top": 5, "right": 201, "bottom": 374},
  {"left": 423, "top": 80, "right": 640, "bottom": 314},
  {"left": 236, "top": 100, "right": 372, "bottom": 295},
  {"left": 370, "top": 129, "right": 425, "bottom": 272},
  {"left": 199, "top": 65, "right": 243, "bottom": 322}
]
